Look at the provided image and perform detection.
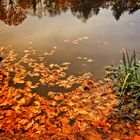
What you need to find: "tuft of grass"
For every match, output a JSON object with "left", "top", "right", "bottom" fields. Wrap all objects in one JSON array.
[{"left": 105, "top": 50, "right": 140, "bottom": 100}]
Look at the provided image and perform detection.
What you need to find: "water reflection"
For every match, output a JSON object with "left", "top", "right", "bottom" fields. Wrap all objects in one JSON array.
[
  {"left": 0, "top": 0, "right": 140, "bottom": 26},
  {"left": 0, "top": 0, "right": 27, "bottom": 25}
]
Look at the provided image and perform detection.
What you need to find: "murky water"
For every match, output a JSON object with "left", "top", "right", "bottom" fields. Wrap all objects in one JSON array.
[{"left": 0, "top": 0, "right": 140, "bottom": 80}]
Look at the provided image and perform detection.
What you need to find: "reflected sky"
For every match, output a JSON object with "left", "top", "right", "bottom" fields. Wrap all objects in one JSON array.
[{"left": 0, "top": 0, "right": 140, "bottom": 79}]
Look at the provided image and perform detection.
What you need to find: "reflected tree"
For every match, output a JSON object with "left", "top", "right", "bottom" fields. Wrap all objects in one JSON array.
[
  {"left": 111, "top": 0, "right": 140, "bottom": 20},
  {"left": 0, "top": 0, "right": 27, "bottom": 26},
  {"left": 70, "top": 0, "right": 110, "bottom": 22},
  {"left": 43, "top": 0, "right": 61, "bottom": 17},
  {"left": 0, "top": 0, "right": 9, "bottom": 22},
  {"left": 128, "top": 0, "right": 140, "bottom": 14},
  {"left": 112, "top": 0, "right": 128, "bottom": 20},
  {"left": 31, "top": 0, "right": 46, "bottom": 18},
  {"left": 0, "top": 0, "right": 140, "bottom": 25}
]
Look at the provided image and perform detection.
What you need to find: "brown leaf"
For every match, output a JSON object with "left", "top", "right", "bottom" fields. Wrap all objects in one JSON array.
[{"left": 25, "top": 120, "right": 34, "bottom": 130}]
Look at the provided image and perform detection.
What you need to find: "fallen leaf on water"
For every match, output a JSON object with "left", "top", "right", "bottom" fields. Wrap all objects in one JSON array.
[
  {"left": 64, "top": 40, "right": 70, "bottom": 42},
  {"left": 62, "top": 62, "right": 71, "bottom": 65},
  {"left": 84, "top": 57, "right": 88, "bottom": 60},
  {"left": 133, "top": 136, "right": 140, "bottom": 140},
  {"left": 13, "top": 77, "right": 25, "bottom": 84},
  {"left": 53, "top": 46, "right": 57, "bottom": 49},
  {"left": 73, "top": 41, "right": 79, "bottom": 45},
  {"left": 82, "top": 36, "right": 88, "bottom": 39},
  {"left": 24, "top": 50, "right": 30, "bottom": 53},
  {"left": 25, "top": 120, "right": 34, "bottom": 130},
  {"left": 103, "top": 42, "right": 108, "bottom": 45},
  {"left": 29, "top": 42, "right": 33, "bottom": 44},
  {"left": 17, "top": 97, "right": 26, "bottom": 105},
  {"left": 39, "top": 57, "right": 45, "bottom": 61},
  {"left": 0, "top": 48, "right": 138, "bottom": 139},
  {"left": 34, "top": 101, "right": 41, "bottom": 106},
  {"left": 86, "top": 58, "right": 94, "bottom": 63},
  {"left": 77, "top": 56, "right": 82, "bottom": 59}
]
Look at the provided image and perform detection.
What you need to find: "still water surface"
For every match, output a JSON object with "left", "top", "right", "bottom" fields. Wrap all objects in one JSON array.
[{"left": 0, "top": 0, "right": 140, "bottom": 79}]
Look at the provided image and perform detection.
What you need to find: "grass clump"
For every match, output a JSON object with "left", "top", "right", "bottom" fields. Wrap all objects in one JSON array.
[
  {"left": 105, "top": 50, "right": 140, "bottom": 100},
  {"left": 105, "top": 50, "right": 140, "bottom": 121}
]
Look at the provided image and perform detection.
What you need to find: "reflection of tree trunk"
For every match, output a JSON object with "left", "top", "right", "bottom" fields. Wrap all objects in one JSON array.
[
  {"left": 9, "top": 0, "right": 14, "bottom": 5},
  {"left": 32, "top": 0, "right": 36, "bottom": 12},
  {"left": 1, "top": 0, "right": 27, "bottom": 26},
  {"left": 0, "top": 0, "right": 7, "bottom": 20},
  {"left": 0, "top": 0, "right": 140, "bottom": 24}
]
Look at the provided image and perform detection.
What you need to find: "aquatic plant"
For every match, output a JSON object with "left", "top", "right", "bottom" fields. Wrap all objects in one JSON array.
[{"left": 105, "top": 50, "right": 140, "bottom": 100}]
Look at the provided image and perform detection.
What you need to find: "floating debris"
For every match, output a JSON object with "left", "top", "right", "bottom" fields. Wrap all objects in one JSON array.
[
  {"left": 64, "top": 39, "right": 70, "bottom": 42},
  {"left": 62, "top": 62, "right": 71, "bottom": 65},
  {"left": 0, "top": 47, "right": 4, "bottom": 54},
  {"left": 103, "top": 42, "right": 108, "bottom": 45},
  {"left": 82, "top": 36, "right": 88, "bottom": 39},
  {"left": 39, "top": 57, "right": 45, "bottom": 62},
  {"left": 77, "top": 56, "right": 94, "bottom": 63},
  {"left": 44, "top": 50, "right": 55, "bottom": 56},
  {"left": 77, "top": 38, "right": 82, "bottom": 41},
  {"left": 49, "top": 63, "right": 56, "bottom": 68},
  {"left": 73, "top": 41, "right": 79, "bottom": 45},
  {"left": 77, "top": 56, "right": 82, "bottom": 59},
  {"left": 29, "top": 42, "right": 33, "bottom": 44},
  {"left": 53, "top": 46, "right": 57, "bottom": 49},
  {"left": 8, "top": 44, "right": 12, "bottom": 47},
  {"left": 86, "top": 58, "right": 94, "bottom": 63},
  {"left": 24, "top": 50, "right": 30, "bottom": 53},
  {"left": 72, "top": 36, "right": 89, "bottom": 45}
]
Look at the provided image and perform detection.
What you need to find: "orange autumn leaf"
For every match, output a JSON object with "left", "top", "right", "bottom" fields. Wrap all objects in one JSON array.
[
  {"left": 133, "top": 136, "right": 140, "bottom": 140},
  {"left": 25, "top": 120, "right": 34, "bottom": 130}
]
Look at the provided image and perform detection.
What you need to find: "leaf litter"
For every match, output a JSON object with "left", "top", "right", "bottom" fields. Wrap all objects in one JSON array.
[{"left": 0, "top": 47, "right": 139, "bottom": 139}]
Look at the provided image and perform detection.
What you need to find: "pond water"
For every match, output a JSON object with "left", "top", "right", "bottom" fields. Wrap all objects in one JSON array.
[{"left": 0, "top": 0, "right": 140, "bottom": 81}]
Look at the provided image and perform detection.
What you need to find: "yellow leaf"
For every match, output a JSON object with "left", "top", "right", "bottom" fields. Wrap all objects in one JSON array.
[
  {"left": 18, "top": 98, "right": 25, "bottom": 105},
  {"left": 68, "top": 102, "right": 75, "bottom": 106},
  {"left": 51, "top": 101, "right": 57, "bottom": 106},
  {"left": 0, "top": 116, "right": 4, "bottom": 119},
  {"left": 12, "top": 105, "right": 21, "bottom": 111},
  {"left": 13, "top": 77, "right": 24, "bottom": 84},
  {"left": 34, "top": 101, "right": 41, "bottom": 106}
]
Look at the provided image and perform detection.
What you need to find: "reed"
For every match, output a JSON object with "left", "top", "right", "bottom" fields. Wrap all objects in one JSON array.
[{"left": 105, "top": 50, "right": 140, "bottom": 100}]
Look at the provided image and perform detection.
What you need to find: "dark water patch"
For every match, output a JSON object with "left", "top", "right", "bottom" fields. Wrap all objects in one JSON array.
[{"left": 32, "top": 83, "right": 79, "bottom": 97}]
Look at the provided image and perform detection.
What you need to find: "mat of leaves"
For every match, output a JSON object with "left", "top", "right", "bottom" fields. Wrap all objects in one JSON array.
[{"left": 0, "top": 48, "right": 140, "bottom": 139}]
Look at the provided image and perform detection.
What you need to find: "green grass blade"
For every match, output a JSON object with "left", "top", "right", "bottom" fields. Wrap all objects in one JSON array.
[
  {"left": 121, "top": 73, "right": 131, "bottom": 94},
  {"left": 133, "top": 50, "right": 138, "bottom": 81},
  {"left": 126, "top": 50, "right": 130, "bottom": 64},
  {"left": 122, "top": 50, "right": 127, "bottom": 75}
]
